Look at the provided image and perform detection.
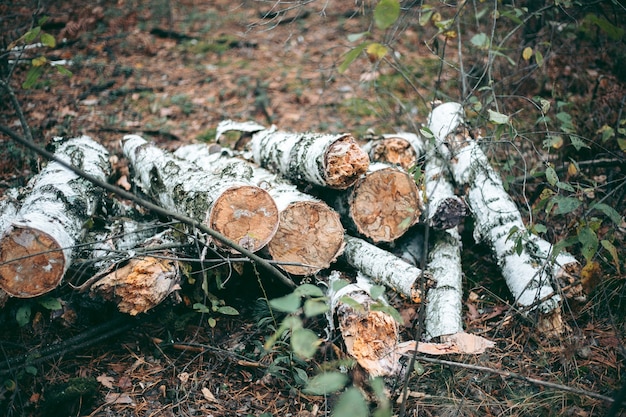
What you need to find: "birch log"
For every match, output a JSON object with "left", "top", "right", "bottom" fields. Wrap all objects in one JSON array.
[
  {"left": 0, "top": 136, "right": 111, "bottom": 298},
  {"left": 327, "top": 271, "right": 403, "bottom": 376},
  {"left": 342, "top": 235, "right": 428, "bottom": 303},
  {"left": 250, "top": 126, "right": 370, "bottom": 189},
  {"left": 122, "top": 135, "right": 279, "bottom": 253},
  {"left": 428, "top": 103, "right": 564, "bottom": 325},
  {"left": 0, "top": 189, "right": 19, "bottom": 305},
  {"left": 362, "top": 134, "right": 422, "bottom": 170},
  {"left": 328, "top": 163, "right": 423, "bottom": 243},
  {"left": 86, "top": 221, "right": 182, "bottom": 316},
  {"left": 174, "top": 144, "right": 345, "bottom": 275}
]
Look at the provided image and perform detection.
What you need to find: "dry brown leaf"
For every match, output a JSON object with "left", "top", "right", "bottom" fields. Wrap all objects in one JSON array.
[
  {"left": 201, "top": 387, "right": 217, "bottom": 402},
  {"left": 97, "top": 373, "right": 115, "bottom": 389},
  {"left": 104, "top": 393, "right": 134, "bottom": 405}
]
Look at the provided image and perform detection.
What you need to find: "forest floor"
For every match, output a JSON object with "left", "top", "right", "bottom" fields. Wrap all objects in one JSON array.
[{"left": 0, "top": 1, "right": 625, "bottom": 416}]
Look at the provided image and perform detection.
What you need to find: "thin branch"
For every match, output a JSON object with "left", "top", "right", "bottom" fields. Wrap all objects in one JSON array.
[{"left": 0, "top": 124, "right": 296, "bottom": 289}]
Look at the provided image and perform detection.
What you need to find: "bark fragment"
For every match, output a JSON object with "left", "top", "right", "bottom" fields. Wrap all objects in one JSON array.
[
  {"left": 122, "top": 135, "right": 279, "bottom": 253},
  {"left": 174, "top": 144, "right": 345, "bottom": 275},
  {"left": 0, "top": 136, "right": 111, "bottom": 298}
]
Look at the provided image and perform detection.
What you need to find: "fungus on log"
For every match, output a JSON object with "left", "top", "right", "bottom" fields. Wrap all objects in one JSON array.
[
  {"left": 328, "top": 163, "right": 423, "bottom": 243},
  {"left": 122, "top": 135, "right": 279, "bottom": 253},
  {"left": 428, "top": 103, "right": 573, "bottom": 332},
  {"left": 174, "top": 144, "right": 344, "bottom": 275},
  {"left": 342, "top": 235, "right": 428, "bottom": 303},
  {"left": 250, "top": 126, "right": 370, "bottom": 189},
  {"left": 0, "top": 136, "right": 111, "bottom": 298}
]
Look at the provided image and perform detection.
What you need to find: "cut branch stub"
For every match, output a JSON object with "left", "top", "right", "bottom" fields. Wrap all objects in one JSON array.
[
  {"left": 251, "top": 127, "right": 370, "bottom": 189},
  {"left": 122, "top": 135, "right": 279, "bottom": 253},
  {"left": 0, "top": 136, "right": 111, "bottom": 298},
  {"left": 330, "top": 163, "right": 423, "bottom": 243},
  {"left": 174, "top": 144, "right": 344, "bottom": 275}
]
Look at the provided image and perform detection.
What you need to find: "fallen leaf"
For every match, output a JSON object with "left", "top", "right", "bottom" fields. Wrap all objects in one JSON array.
[
  {"left": 201, "top": 386, "right": 217, "bottom": 402},
  {"left": 97, "top": 373, "right": 115, "bottom": 389},
  {"left": 104, "top": 392, "right": 134, "bottom": 405}
]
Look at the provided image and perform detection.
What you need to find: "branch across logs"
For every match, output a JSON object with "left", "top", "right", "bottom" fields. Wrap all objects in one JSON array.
[
  {"left": 174, "top": 144, "right": 345, "bottom": 276},
  {"left": 0, "top": 136, "right": 111, "bottom": 298},
  {"left": 122, "top": 135, "right": 280, "bottom": 253}
]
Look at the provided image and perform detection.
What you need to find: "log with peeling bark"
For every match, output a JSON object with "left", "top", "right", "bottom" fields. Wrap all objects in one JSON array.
[
  {"left": 428, "top": 103, "right": 568, "bottom": 331},
  {"left": 0, "top": 136, "right": 112, "bottom": 298},
  {"left": 174, "top": 144, "right": 345, "bottom": 276},
  {"left": 249, "top": 126, "right": 370, "bottom": 189},
  {"left": 86, "top": 222, "right": 182, "bottom": 316},
  {"left": 361, "top": 133, "right": 422, "bottom": 170},
  {"left": 342, "top": 235, "right": 428, "bottom": 303},
  {"left": 327, "top": 163, "right": 423, "bottom": 243},
  {"left": 327, "top": 271, "right": 404, "bottom": 377},
  {"left": 122, "top": 135, "right": 280, "bottom": 253}
]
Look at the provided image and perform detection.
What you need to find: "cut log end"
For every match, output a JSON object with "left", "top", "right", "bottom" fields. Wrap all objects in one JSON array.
[
  {"left": 0, "top": 227, "right": 66, "bottom": 298},
  {"left": 367, "top": 136, "right": 418, "bottom": 170},
  {"left": 209, "top": 186, "right": 279, "bottom": 252},
  {"left": 268, "top": 201, "right": 344, "bottom": 275},
  {"left": 324, "top": 135, "right": 370, "bottom": 189},
  {"left": 429, "top": 197, "right": 467, "bottom": 230},
  {"left": 351, "top": 168, "right": 422, "bottom": 242}
]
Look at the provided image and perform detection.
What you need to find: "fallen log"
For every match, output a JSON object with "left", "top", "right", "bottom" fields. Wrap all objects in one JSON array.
[
  {"left": 0, "top": 136, "right": 111, "bottom": 298},
  {"left": 174, "top": 144, "right": 345, "bottom": 276},
  {"left": 0, "top": 189, "right": 19, "bottom": 306},
  {"left": 249, "top": 126, "right": 370, "bottom": 189},
  {"left": 428, "top": 103, "right": 565, "bottom": 332},
  {"left": 122, "top": 135, "right": 280, "bottom": 253},
  {"left": 328, "top": 163, "right": 423, "bottom": 243},
  {"left": 361, "top": 133, "right": 421, "bottom": 170},
  {"left": 327, "top": 271, "right": 403, "bottom": 377},
  {"left": 342, "top": 235, "right": 428, "bottom": 303}
]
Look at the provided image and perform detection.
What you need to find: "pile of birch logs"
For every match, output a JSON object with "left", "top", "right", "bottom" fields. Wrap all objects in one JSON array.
[{"left": 0, "top": 103, "right": 582, "bottom": 375}]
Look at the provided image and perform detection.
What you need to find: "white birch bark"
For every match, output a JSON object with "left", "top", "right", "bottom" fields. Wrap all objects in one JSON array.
[
  {"left": 0, "top": 136, "right": 111, "bottom": 298},
  {"left": 327, "top": 271, "right": 403, "bottom": 376},
  {"left": 174, "top": 144, "right": 344, "bottom": 275},
  {"left": 328, "top": 163, "right": 423, "bottom": 243},
  {"left": 0, "top": 188, "right": 19, "bottom": 235},
  {"left": 428, "top": 103, "right": 562, "bottom": 316},
  {"left": 250, "top": 126, "right": 370, "bottom": 189},
  {"left": 122, "top": 135, "right": 279, "bottom": 253},
  {"left": 342, "top": 235, "right": 428, "bottom": 303}
]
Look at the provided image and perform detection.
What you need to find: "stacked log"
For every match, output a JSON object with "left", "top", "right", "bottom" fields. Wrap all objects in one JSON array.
[
  {"left": 122, "top": 135, "right": 280, "bottom": 253},
  {"left": 174, "top": 144, "right": 345, "bottom": 276},
  {"left": 0, "top": 136, "right": 111, "bottom": 298}
]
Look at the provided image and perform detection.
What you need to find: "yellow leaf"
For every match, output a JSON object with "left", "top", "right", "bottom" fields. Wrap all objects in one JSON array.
[
  {"left": 580, "top": 261, "right": 602, "bottom": 294},
  {"left": 522, "top": 46, "right": 533, "bottom": 61},
  {"left": 32, "top": 56, "right": 47, "bottom": 67},
  {"left": 567, "top": 162, "right": 578, "bottom": 176},
  {"left": 366, "top": 42, "right": 388, "bottom": 62}
]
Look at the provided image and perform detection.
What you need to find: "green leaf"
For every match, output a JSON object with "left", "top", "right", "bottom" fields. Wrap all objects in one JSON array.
[
  {"left": 295, "top": 283, "right": 325, "bottom": 298},
  {"left": 269, "top": 292, "right": 302, "bottom": 313},
  {"left": 419, "top": 8, "right": 434, "bottom": 26},
  {"left": 533, "top": 223, "right": 547, "bottom": 234},
  {"left": 470, "top": 33, "right": 490, "bottom": 49},
  {"left": 193, "top": 303, "right": 211, "bottom": 313},
  {"left": 22, "top": 65, "right": 44, "bottom": 89},
  {"left": 535, "top": 50, "right": 544, "bottom": 67},
  {"left": 25, "top": 366, "right": 38, "bottom": 376},
  {"left": 374, "top": 0, "right": 400, "bottom": 30},
  {"left": 371, "top": 302, "right": 404, "bottom": 324},
  {"left": 38, "top": 297, "right": 62, "bottom": 310},
  {"left": 578, "top": 226, "right": 598, "bottom": 262},
  {"left": 16, "top": 305, "right": 31, "bottom": 327},
  {"left": 338, "top": 43, "right": 368, "bottom": 73},
  {"left": 291, "top": 328, "right": 320, "bottom": 359},
  {"left": 545, "top": 166, "right": 558, "bottom": 186},
  {"left": 370, "top": 285, "right": 385, "bottom": 300},
  {"left": 488, "top": 109, "right": 510, "bottom": 124},
  {"left": 419, "top": 127, "right": 434, "bottom": 139},
  {"left": 24, "top": 27, "right": 41, "bottom": 43},
  {"left": 591, "top": 203, "right": 623, "bottom": 225},
  {"left": 207, "top": 317, "right": 217, "bottom": 327},
  {"left": 601, "top": 240, "right": 621, "bottom": 273},
  {"left": 293, "top": 367, "right": 309, "bottom": 385},
  {"left": 40, "top": 32, "right": 56, "bottom": 48},
  {"left": 303, "top": 372, "right": 349, "bottom": 395},
  {"left": 303, "top": 298, "right": 329, "bottom": 317},
  {"left": 217, "top": 305, "right": 239, "bottom": 315},
  {"left": 569, "top": 135, "right": 590, "bottom": 151},
  {"left": 551, "top": 196, "right": 581, "bottom": 215},
  {"left": 556, "top": 181, "right": 574, "bottom": 192},
  {"left": 339, "top": 295, "right": 365, "bottom": 313},
  {"left": 332, "top": 387, "right": 369, "bottom": 417},
  {"left": 347, "top": 32, "right": 370, "bottom": 42},
  {"left": 55, "top": 65, "right": 73, "bottom": 77}
]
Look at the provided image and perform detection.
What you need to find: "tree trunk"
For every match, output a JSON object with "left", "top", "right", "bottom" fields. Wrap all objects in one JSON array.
[
  {"left": 0, "top": 136, "right": 111, "bottom": 298},
  {"left": 250, "top": 126, "right": 370, "bottom": 189},
  {"left": 122, "top": 135, "right": 279, "bottom": 253},
  {"left": 328, "top": 163, "right": 423, "bottom": 243},
  {"left": 174, "top": 144, "right": 345, "bottom": 276},
  {"left": 428, "top": 103, "right": 564, "bottom": 330},
  {"left": 342, "top": 235, "right": 428, "bottom": 303}
]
